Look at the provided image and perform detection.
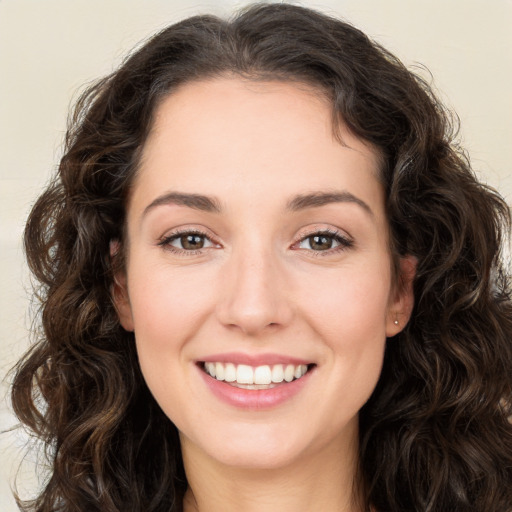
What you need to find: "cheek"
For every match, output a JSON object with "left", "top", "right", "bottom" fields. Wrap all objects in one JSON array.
[
  {"left": 299, "top": 260, "right": 392, "bottom": 337},
  {"left": 298, "top": 261, "right": 391, "bottom": 402},
  {"left": 128, "top": 262, "right": 212, "bottom": 342},
  {"left": 125, "top": 260, "right": 221, "bottom": 412}
]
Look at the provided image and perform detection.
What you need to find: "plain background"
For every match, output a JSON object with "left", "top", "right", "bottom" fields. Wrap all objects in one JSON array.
[{"left": 1, "top": 0, "right": 511, "bottom": 509}]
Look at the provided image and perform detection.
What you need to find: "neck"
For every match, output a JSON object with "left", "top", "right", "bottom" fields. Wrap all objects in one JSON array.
[{"left": 181, "top": 433, "right": 363, "bottom": 512}]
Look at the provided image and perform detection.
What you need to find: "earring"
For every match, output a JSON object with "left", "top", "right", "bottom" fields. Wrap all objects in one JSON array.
[{"left": 394, "top": 319, "right": 399, "bottom": 325}]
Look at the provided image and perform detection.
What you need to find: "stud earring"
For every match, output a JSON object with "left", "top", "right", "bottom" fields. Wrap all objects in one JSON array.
[{"left": 394, "top": 319, "right": 399, "bottom": 325}]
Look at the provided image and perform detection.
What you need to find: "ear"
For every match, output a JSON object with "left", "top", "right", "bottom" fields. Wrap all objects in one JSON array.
[
  {"left": 110, "top": 240, "right": 135, "bottom": 332},
  {"left": 386, "top": 254, "right": 417, "bottom": 337}
]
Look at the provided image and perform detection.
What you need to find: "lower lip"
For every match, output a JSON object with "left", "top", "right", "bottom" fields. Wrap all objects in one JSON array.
[{"left": 197, "top": 365, "right": 313, "bottom": 410}]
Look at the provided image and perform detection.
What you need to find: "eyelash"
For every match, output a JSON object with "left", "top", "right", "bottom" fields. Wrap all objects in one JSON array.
[
  {"left": 157, "top": 229, "right": 218, "bottom": 255},
  {"left": 293, "top": 228, "right": 354, "bottom": 256},
  {"left": 157, "top": 228, "right": 354, "bottom": 256}
]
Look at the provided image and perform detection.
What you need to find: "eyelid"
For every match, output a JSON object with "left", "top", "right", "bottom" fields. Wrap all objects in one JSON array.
[
  {"left": 156, "top": 224, "right": 353, "bottom": 256},
  {"left": 291, "top": 226, "right": 354, "bottom": 253},
  {"left": 157, "top": 226, "right": 221, "bottom": 254}
]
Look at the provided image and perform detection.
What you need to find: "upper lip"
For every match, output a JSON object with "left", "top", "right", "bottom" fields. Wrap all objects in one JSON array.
[{"left": 198, "top": 352, "right": 313, "bottom": 366}]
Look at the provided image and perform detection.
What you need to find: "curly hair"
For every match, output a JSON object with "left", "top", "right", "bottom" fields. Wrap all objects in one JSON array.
[{"left": 11, "top": 3, "right": 512, "bottom": 511}]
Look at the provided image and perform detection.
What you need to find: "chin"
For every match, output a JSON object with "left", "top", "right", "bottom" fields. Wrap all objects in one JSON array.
[
  {"left": 209, "top": 444, "right": 304, "bottom": 471},
  {"left": 181, "top": 421, "right": 315, "bottom": 471}
]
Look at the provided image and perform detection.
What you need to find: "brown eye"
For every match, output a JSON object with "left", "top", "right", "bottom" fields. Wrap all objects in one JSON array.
[
  {"left": 296, "top": 231, "right": 353, "bottom": 252},
  {"left": 180, "top": 234, "right": 205, "bottom": 250},
  {"left": 160, "top": 231, "right": 216, "bottom": 252},
  {"left": 308, "top": 234, "right": 334, "bottom": 251}
]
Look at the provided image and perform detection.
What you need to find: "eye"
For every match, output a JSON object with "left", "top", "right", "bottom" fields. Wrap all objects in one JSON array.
[
  {"left": 295, "top": 230, "right": 353, "bottom": 252},
  {"left": 159, "top": 230, "right": 217, "bottom": 252}
]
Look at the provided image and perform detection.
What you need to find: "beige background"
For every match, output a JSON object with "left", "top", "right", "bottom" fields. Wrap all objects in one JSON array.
[{"left": 1, "top": 0, "right": 511, "bottom": 509}]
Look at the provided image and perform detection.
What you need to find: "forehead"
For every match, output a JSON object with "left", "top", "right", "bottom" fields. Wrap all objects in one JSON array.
[{"left": 131, "top": 78, "right": 384, "bottom": 216}]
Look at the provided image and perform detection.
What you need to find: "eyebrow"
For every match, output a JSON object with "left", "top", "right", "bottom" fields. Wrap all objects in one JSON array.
[
  {"left": 143, "top": 192, "right": 222, "bottom": 216},
  {"left": 286, "top": 191, "right": 373, "bottom": 216},
  {"left": 142, "top": 190, "right": 373, "bottom": 217}
]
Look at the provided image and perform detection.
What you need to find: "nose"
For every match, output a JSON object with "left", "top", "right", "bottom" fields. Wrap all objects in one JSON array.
[{"left": 215, "top": 247, "right": 293, "bottom": 336}]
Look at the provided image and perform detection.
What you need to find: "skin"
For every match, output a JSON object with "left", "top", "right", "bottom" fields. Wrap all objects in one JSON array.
[{"left": 114, "top": 78, "right": 415, "bottom": 512}]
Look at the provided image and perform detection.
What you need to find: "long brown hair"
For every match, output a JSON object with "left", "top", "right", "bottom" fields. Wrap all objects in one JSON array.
[{"left": 11, "top": 3, "right": 512, "bottom": 511}]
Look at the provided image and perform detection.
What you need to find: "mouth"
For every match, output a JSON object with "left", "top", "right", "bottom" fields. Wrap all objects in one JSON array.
[{"left": 199, "top": 361, "right": 315, "bottom": 390}]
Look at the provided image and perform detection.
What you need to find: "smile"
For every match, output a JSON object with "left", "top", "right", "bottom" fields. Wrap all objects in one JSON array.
[{"left": 202, "top": 362, "right": 311, "bottom": 389}]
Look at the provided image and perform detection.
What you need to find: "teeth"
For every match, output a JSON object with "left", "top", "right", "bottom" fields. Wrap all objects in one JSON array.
[
  {"left": 203, "top": 362, "right": 310, "bottom": 385},
  {"left": 215, "top": 362, "right": 225, "bottom": 381},
  {"left": 224, "top": 363, "right": 236, "bottom": 382},
  {"left": 205, "top": 362, "right": 216, "bottom": 377},
  {"left": 284, "top": 364, "right": 295, "bottom": 382},
  {"left": 236, "top": 364, "right": 254, "bottom": 384},
  {"left": 271, "top": 364, "right": 284, "bottom": 383},
  {"left": 254, "top": 365, "right": 272, "bottom": 385}
]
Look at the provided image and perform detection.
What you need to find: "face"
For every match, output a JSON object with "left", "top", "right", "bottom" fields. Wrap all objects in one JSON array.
[{"left": 115, "top": 78, "right": 414, "bottom": 471}]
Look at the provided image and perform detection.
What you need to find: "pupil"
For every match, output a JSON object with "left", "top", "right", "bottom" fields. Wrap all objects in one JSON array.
[
  {"left": 311, "top": 235, "right": 332, "bottom": 250},
  {"left": 182, "top": 234, "right": 204, "bottom": 250}
]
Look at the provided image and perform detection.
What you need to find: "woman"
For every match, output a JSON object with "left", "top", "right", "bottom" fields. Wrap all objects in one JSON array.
[{"left": 11, "top": 3, "right": 512, "bottom": 511}]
